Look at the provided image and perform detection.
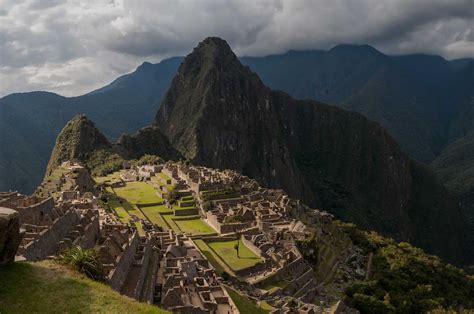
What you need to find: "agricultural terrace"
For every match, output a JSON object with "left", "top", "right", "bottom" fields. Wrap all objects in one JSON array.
[{"left": 207, "top": 239, "right": 262, "bottom": 271}]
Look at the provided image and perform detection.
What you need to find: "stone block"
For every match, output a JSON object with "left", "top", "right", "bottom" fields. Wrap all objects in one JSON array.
[{"left": 0, "top": 207, "right": 22, "bottom": 266}]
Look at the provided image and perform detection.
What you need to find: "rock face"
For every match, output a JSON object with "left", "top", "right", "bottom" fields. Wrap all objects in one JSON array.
[
  {"left": 0, "top": 207, "right": 21, "bottom": 266},
  {"left": 155, "top": 37, "right": 466, "bottom": 264}
]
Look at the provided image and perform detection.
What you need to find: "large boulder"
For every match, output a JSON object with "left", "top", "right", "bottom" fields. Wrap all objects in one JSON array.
[{"left": 0, "top": 207, "right": 21, "bottom": 266}]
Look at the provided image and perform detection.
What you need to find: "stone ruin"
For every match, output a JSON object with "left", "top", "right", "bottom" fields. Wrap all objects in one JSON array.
[
  {"left": 154, "top": 230, "right": 238, "bottom": 313},
  {"left": 1, "top": 160, "right": 349, "bottom": 313}
]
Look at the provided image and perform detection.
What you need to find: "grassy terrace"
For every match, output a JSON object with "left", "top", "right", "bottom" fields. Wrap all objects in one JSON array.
[
  {"left": 112, "top": 181, "right": 163, "bottom": 205},
  {"left": 193, "top": 239, "right": 233, "bottom": 275},
  {"left": 208, "top": 239, "right": 262, "bottom": 271},
  {"left": 200, "top": 240, "right": 261, "bottom": 273},
  {"left": 0, "top": 261, "right": 168, "bottom": 313},
  {"left": 160, "top": 214, "right": 215, "bottom": 235},
  {"left": 261, "top": 280, "right": 288, "bottom": 292},
  {"left": 157, "top": 172, "right": 171, "bottom": 181},
  {"left": 94, "top": 171, "right": 122, "bottom": 184},
  {"left": 226, "top": 286, "right": 270, "bottom": 314},
  {"left": 174, "top": 218, "right": 215, "bottom": 235}
]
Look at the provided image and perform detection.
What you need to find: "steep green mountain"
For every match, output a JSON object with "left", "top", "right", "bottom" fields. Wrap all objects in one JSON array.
[
  {"left": 154, "top": 37, "right": 466, "bottom": 264},
  {"left": 45, "top": 115, "right": 111, "bottom": 176},
  {"left": 0, "top": 57, "right": 181, "bottom": 193},
  {"left": 44, "top": 114, "right": 180, "bottom": 180}
]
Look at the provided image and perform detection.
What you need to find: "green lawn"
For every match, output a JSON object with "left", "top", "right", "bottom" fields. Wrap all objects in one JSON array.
[
  {"left": 174, "top": 218, "right": 215, "bottom": 235},
  {"left": 113, "top": 181, "right": 162, "bottom": 204},
  {"left": 141, "top": 204, "right": 172, "bottom": 214},
  {"left": 261, "top": 280, "right": 288, "bottom": 292},
  {"left": 194, "top": 240, "right": 230, "bottom": 275},
  {"left": 157, "top": 172, "right": 171, "bottom": 180},
  {"left": 108, "top": 199, "right": 130, "bottom": 223},
  {"left": 226, "top": 287, "right": 269, "bottom": 314},
  {"left": 208, "top": 240, "right": 261, "bottom": 271},
  {"left": 162, "top": 214, "right": 181, "bottom": 232},
  {"left": 134, "top": 221, "right": 146, "bottom": 236},
  {"left": 0, "top": 261, "right": 168, "bottom": 313},
  {"left": 139, "top": 205, "right": 171, "bottom": 227},
  {"left": 94, "top": 171, "right": 122, "bottom": 184}
]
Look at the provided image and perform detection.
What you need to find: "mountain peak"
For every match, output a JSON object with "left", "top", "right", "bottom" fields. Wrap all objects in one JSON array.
[
  {"left": 137, "top": 61, "right": 153, "bottom": 70},
  {"left": 45, "top": 114, "right": 110, "bottom": 176},
  {"left": 329, "top": 43, "right": 385, "bottom": 57},
  {"left": 155, "top": 37, "right": 266, "bottom": 147},
  {"left": 199, "top": 36, "right": 231, "bottom": 48},
  {"left": 183, "top": 36, "right": 241, "bottom": 73}
]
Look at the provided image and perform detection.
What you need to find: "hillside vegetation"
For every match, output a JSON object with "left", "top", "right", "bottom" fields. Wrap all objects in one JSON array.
[
  {"left": 0, "top": 261, "right": 168, "bottom": 313},
  {"left": 342, "top": 224, "right": 474, "bottom": 313}
]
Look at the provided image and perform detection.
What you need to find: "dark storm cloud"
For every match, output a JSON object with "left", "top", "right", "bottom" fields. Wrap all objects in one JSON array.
[{"left": 0, "top": 0, "right": 472, "bottom": 96}]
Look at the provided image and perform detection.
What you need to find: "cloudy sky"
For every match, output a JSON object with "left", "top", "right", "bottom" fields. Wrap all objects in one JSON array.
[{"left": 0, "top": 0, "right": 473, "bottom": 97}]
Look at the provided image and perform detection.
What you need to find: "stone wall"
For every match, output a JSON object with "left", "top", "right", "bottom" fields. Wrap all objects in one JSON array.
[
  {"left": 206, "top": 212, "right": 252, "bottom": 234},
  {"left": 108, "top": 231, "right": 139, "bottom": 291},
  {"left": 254, "top": 256, "right": 307, "bottom": 288},
  {"left": 15, "top": 197, "right": 55, "bottom": 226},
  {"left": 78, "top": 216, "right": 100, "bottom": 248},
  {"left": 20, "top": 209, "right": 79, "bottom": 260},
  {"left": 234, "top": 259, "right": 272, "bottom": 277},
  {"left": 219, "top": 222, "right": 253, "bottom": 234},
  {"left": 241, "top": 235, "right": 263, "bottom": 257},
  {"left": 174, "top": 208, "right": 198, "bottom": 216},
  {"left": 132, "top": 237, "right": 152, "bottom": 299}
]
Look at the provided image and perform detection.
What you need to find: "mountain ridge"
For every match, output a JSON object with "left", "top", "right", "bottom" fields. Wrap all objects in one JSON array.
[{"left": 151, "top": 37, "right": 466, "bottom": 264}]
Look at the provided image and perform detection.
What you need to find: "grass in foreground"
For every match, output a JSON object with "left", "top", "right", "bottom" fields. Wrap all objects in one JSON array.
[
  {"left": 0, "top": 261, "right": 168, "bottom": 313},
  {"left": 208, "top": 239, "right": 261, "bottom": 271},
  {"left": 226, "top": 286, "right": 269, "bottom": 314}
]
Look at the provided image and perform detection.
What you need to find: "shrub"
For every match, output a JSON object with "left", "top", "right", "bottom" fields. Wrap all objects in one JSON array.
[{"left": 59, "top": 246, "right": 104, "bottom": 281}]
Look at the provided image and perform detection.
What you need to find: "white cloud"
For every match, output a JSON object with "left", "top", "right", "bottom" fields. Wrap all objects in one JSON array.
[{"left": 0, "top": 0, "right": 472, "bottom": 96}]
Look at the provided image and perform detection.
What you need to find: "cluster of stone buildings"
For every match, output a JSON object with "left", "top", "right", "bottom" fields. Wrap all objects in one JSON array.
[
  {"left": 0, "top": 190, "right": 99, "bottom": 261},
  {"left": 154, "top": 230, "right": 238, "bottom": 313},
  {"left": 1, "top": 160, "right": 342, "bottom": 313},
  {"left": 158, "top": 163, "right": 325, "bottom": 311}
]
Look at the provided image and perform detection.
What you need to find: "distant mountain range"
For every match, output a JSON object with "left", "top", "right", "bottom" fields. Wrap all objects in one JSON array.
[
  {"left": 44, "top": 37, "right": 468, "bottom": 266},
  {"left": 1, "top": 39, "right": 473, "bottom": 263}
]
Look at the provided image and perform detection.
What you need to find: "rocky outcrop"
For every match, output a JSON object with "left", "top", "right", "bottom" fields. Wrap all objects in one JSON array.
[
  {"left": 0, "top": 207, "right": 22, "bottom": 266},
  {"left": 154, "top": 37, "right": 466, "bottom": 264}
]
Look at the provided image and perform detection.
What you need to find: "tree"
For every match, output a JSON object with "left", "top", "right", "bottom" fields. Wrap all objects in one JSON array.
[{"left": 234, "top": 243, "right": 240, "bottom": 258}]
